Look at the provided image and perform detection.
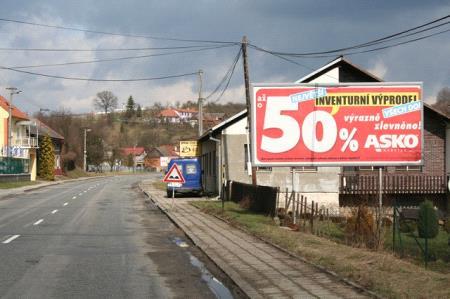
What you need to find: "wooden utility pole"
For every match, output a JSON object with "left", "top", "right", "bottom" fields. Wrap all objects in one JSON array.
[
  {"left": 198, "top": 70, "right": 204, "bottom": 137},
  {"left": 241, "top": 36, "right": 257, "bottom": 185}
]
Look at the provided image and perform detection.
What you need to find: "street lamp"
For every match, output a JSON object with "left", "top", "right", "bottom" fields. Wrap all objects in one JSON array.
[
  {"left": 83, "top": 128, "right": 91, "bottom": 171},
  {"left": 5, "top": 87, "right": 22, "bottom": 157}
]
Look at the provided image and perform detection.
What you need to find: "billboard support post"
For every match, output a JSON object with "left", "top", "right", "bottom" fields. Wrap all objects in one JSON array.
[{"left": 378, "top": 167, "right": 383, "bottom": 247}]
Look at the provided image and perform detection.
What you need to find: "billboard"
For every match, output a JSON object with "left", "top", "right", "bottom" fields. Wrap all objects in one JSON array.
[
  {"left": 179, "top": 140, "right": 201, "bottom": 157},
  {"left": 252, "top": 83, "right": 423, "bottom": 166}
]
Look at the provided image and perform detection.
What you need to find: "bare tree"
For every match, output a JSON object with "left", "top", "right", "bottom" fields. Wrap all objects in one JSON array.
[
  {"left": 93, "top": 91, "right": 118, "bottom": 114},
  {"left": 433, "top": 87, "right": 450, "bottom": 116}
]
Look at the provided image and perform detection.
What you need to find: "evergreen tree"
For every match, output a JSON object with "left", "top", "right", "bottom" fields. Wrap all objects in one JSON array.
[
  {"left": 136, "top": 104, "right": 142, "bottom": 118},
  {"left": 38, "top": 135, "right": 55, "bottom": 180},
  {"left": 125, "top": 96, "right": 135, "bottom": 119}
]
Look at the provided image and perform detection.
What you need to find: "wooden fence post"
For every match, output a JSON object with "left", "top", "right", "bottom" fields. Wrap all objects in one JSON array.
[
  {"left": 303, "top": 197, "right": 307, "bottom": 231},
  {"left": 311, "top": 200, "right": 315, "bottom": 233}
]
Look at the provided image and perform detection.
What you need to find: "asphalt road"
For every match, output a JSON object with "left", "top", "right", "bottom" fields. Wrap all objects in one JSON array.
[{"left": 0, "top": 174, "right": 237, "bottom": 299}]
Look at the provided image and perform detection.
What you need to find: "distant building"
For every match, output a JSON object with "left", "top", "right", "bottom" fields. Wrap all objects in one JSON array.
[
  {"left": 158, "top": 108, "right": 198, "bottom": 123},
  {"left": 121, "top": 147, "right": 147, "bottom": 168},
  {"left": 145, "top": 144, "right": 179, "bottom": 171},
  {"left": 30, "top": 118, "right": 65, "bottom": 175}
]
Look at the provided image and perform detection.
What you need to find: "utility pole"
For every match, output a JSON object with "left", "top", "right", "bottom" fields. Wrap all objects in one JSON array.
[
  {"left": 83, "top": 128, "right": 91, "bottom": 172},
  {"left": 198, "top": 70, "right": 204, "bottom": 137},
  {"left": 241, "top": 36, "right": 257, "bottom": 185},
  {"left": 6, "top": 87, "right": 21, "bottom": 157}
]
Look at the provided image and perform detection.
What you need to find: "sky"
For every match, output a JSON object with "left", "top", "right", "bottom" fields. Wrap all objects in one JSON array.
[{"left": 0, "top": 0, "right": 449, "bottom": 114}]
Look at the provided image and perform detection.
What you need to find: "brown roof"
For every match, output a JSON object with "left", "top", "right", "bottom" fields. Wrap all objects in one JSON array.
[
  {"left": 0, "top": 95, "right": 29, "bottom": 120},
  {"left": 31, "top": 118, "right": 64, "bottom": 140},
  {"left": 121, "top": 147, "right": 146, "bottom": 156}
]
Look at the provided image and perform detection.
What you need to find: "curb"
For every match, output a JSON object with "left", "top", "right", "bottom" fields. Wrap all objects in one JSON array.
[
  {"left": 191, "top": 203, "right": 383, "bottom": 299},
  {"left": 138, "top": 185, "right": 250, "bottom": 299}
]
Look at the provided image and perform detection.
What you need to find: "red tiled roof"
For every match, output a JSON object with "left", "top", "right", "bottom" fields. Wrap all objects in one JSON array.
[
  {"left": 159, "top": 109, "right": 178, "bottom": 117},
  {"left": 0, "top": 95, "right": 29, "bottom": 120},
  {"left": 121, "top": 147, "right": 145, "bottom": 156}
]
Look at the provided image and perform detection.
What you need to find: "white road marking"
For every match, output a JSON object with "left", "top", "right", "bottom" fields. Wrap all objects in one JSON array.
[
  {"left": 63, "top": 202, "right": 68, "bottom": 206},
  {"left": 72, "top": 196, "right": 76, "bottom": 199},
  {"left": 33, "top": 219, "right": 44, "bottom": 226},
  {"left": 78, "top": 193, "right": 82, "bottom": 196},
  {"left": 51, "top": 209, "right": 58, "bottom": 214},
  {"left": 83, "top": 190, "right": 87, "bottom": 193},
  {"left": 3, "top": 235, "right": 20, "bottom": 244}
]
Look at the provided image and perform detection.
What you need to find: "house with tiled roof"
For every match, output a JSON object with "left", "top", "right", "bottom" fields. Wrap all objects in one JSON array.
[
  {"left": 145, "top": 144, "right": 179, "bottom": 171},
  {"left": 30, "top": 118, "right": 65, "bottom": 175},
  {"left": 158, "top": 108, "right": 198, "bottom": 123},
  {"left": 0, "top": 95, "right": 38, "bottom": 181},
  {"left": 121, "top": 147, "right": 147, "bottom": 169}
]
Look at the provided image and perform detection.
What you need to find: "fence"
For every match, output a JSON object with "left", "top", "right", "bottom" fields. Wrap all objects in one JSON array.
[
  {"left": 276, "top": 188, "right": 339, "bottom": 233},
  {"left": 224, "top": 180, "right": 278, "bottom": 216},
  {"left": 0, "top": 157, "right": 29, "bottom": 174}
]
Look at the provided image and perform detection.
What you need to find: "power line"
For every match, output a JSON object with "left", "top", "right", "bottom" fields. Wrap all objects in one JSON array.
[
  {"left": 205, "top": 48, "right": 241, "bottom": 100},
  {"left": 249, "top": 15, "right": 450, "bottom": 57},
  {"left": 0, "top": 44, "right": 231, "bottom": 52},
  {"left": 208, "top": 48, "right": 241, "bottom": 103},
  {"left": 0, "top": 66, "right": 199, "bottom": 82},
  {"left": 8, "top": 44, "right": 237, "bottom": 69},
  {"left": 0, "top": 17, "right": 237, "bottom": 44}
]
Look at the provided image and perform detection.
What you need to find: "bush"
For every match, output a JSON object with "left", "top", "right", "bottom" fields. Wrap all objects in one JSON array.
[
  {"left": 38, "top": 135, "right": 55, "bottom": 180},
  {"left": 345, "top": 204, "right": 376, "bottom": 248},
  {"left": 418, "top": 200, "right": 439, "bottom": 239},
  {"left": 399, "top": 219, "right": 417, "bottom": 234},
  {"left": 444, "top": 217, "right": 450, "bottom": 234}
]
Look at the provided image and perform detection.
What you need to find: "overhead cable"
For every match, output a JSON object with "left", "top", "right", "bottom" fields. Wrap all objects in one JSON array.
[
  {"left": 0, "top": 66, "right": 199, "bottom": 82},
  {"left": 0, "top": 17, "right": 237, "bottom": 44},
  {"left": 249, "top": 15, "right": 450, "bottom": 57},
  {"left": 8, "top": 44, "right": 237, "bottom": 69}
]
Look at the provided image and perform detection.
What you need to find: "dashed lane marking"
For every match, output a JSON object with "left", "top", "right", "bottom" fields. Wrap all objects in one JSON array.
[
  {"left": 72, "top": 196, "right": 77, "bottom": 199},
  {"left": 51, "top": 209, "right": 58, "bottom": 214},
  {"left": 33, "top": 219, "right": 44, "bottom": 226},
  {"left": 63, "top": 202, "right": 68, "bottom": 206},
  {"left": 2, "top": 235, "right": 20, "bottom": 244}
]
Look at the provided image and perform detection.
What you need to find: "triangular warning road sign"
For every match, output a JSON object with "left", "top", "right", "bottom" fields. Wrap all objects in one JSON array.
[{"left": 163, "top": 163, "right": 185, "bottom": 183}]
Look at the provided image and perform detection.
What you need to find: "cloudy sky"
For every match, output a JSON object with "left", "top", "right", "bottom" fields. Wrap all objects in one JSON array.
[{"left": 0, "top": 0, "right": 449, "bottom": 114}]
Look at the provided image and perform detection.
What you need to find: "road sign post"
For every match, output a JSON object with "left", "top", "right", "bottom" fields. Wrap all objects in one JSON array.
[{"left": 163, "top": 164, "right": 185, "bottom": 210}]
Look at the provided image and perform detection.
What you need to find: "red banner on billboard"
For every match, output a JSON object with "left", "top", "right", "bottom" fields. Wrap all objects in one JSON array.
[{"left": 251, "top": 83, "right": 423, "bottom": 166}]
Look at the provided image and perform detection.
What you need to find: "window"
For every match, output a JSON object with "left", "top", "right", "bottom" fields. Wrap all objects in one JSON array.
[
  {"left": 291, "top": 166, "right": 317, "bottom": 172},
  {"left": 358, "top": 166, "right": 385, "bottom": 171},
  {"left": 395, "top": 165, "right": 422, "bottom": 172},
  {"left": 186, "top": 164, "right": 197, "bottom": 174},
  {"left": 257, "top": 166, "right": 272, "bottom": 172}
]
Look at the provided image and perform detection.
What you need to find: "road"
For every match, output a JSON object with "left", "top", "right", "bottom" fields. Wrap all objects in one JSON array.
[{"left": 0, "top": 174, "right": 239, "bottom": 298}]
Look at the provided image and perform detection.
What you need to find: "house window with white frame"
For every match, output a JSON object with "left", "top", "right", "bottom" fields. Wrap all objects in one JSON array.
[{"left": 291, "top": 166, "right": 317, "bottom": 172}]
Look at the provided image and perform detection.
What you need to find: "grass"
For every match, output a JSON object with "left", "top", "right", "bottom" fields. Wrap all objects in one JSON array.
[
  {"left": 0, "top": 181, "right": 40, "bottom": 189},
  {"left": 152, "top": 181, "right": 167, "bottom": 191},
  {"left": 192, "top": 200, "right": 450, "bottom": 299}
]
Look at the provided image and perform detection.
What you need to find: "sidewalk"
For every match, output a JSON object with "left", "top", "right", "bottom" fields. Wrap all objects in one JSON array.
[{"left": 140, "top": 181, "right": 370, "bottom": 299}]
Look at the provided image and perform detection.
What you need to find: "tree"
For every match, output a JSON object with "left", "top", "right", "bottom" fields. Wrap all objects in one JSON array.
[
  {"left": 433, "top": 87, "right": 450, "bottom": 116},
  {"left": 38, "top": 135, "right": 55, "bottom": 180},
  {"left": 418, "top": 200, "right": 439, "bottom": 239},
  {"left": 125, "top": 95, "right": 135, "bottom": 119},
  {"left": 106, "top": 146, "right": 121, "bottom": 171},
  {"left": 86, "top": 134, "right": 105, "bottom": 170},
  {"left": 93, "top": 91, "right": 118, "bottom": 114},
  {"left": 136, "top": 104, "right": 142, "bottom": 118}
]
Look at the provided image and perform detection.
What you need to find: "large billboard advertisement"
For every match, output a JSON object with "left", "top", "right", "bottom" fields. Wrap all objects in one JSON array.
[{"left": 252, "top": 83, "right": 423, "bottom": 166}]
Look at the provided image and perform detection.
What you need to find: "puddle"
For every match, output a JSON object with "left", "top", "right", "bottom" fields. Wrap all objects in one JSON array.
[
  {"left": 189, "top": 253, "right": 234, "bottom": 299},
  {"left": 172, "top": 237, "right": 189, "bottom": 248},
  {"left": 171, "top": 237, "right": 234, "bottom": 299}
]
